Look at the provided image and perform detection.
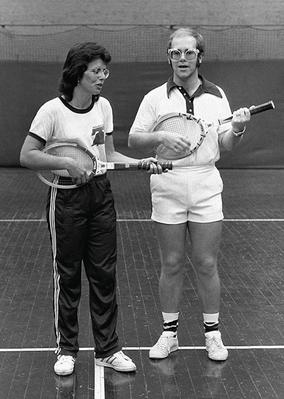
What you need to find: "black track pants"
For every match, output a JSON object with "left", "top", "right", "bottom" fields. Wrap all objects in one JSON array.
[{"left": 46, "top": 175, "right": 120, "bottom": 358}]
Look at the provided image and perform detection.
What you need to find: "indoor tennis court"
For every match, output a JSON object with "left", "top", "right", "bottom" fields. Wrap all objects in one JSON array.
[
  {"left": 0, "top": 168, "right": 283, "bottom": 398},
  {"left": 0, "top": 1, "right": 284, "bottom": 398}
]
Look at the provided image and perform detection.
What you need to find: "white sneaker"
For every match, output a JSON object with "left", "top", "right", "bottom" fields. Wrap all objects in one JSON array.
[
  {"left": 95, "top": 350, "right": 136, "bottom": 372},
  {"left": 149, "top": 332, "right": 179, "bottom": 359},
  {"left": 205, "top": 331, "right": 228, "bottom": 361},
  {"left": 54, "top": 355, "right": 76, "bottom": 376}
]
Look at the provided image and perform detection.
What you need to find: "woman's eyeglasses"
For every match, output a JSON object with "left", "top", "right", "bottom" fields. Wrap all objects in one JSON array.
[{"left": 87, "top": 68, "right": 110, "bottom": 78}]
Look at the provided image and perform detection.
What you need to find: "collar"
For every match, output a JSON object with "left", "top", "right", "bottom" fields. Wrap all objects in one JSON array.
[
  {"left": 166, "top": 75, "right": 222, "bottom": 99},
  {"left": 59, "top": 94, "right": 99, "bottom": 113}
]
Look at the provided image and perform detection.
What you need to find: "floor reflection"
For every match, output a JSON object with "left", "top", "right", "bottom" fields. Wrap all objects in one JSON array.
[{"left": 54, "top": 372, "right": 77, "bottom": 398}]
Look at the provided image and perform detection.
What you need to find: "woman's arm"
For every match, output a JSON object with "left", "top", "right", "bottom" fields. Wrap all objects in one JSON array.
[{"left": 20, "top": 135, "right": 90, "bottom": 184}]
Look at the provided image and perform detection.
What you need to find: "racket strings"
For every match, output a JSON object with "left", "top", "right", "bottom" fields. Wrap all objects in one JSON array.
[
  {"left": 154, "top": 115, "right": 208, "bottom": 160},
  {"left": 157, "top": 117, "right": 188, "bottom": 133},
  {"left": 48, "top": 146, "right": 95, "bottom": 177}
]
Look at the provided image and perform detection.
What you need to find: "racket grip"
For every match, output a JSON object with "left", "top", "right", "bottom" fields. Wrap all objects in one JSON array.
[
  {"left": 159, "top": 161, "right": 173, "bottom": 171},
  {"left": 138, "top": 160, "right": 173, "bottom": 171},
  {"left": 219, "top": 100, "right": 275, "bottom": 124},
  {"left": 249, "top": 100, "right": 275, "bottom": 116}
]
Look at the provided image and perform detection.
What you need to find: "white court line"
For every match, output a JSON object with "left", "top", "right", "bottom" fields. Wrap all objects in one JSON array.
[
  {"left": 1, "top": 218, "right": 284, "bottom": 223},
  {"left": 224, "top": 219, "right": 284, "bottom": 222},
  {"left": 94, "top": 362, "right": 105, "bottom": 399},
  {"left": 118, "top": 219, "right": 284, "bottom": 222},
  {"left": 0, "top": 219, "right": 46, "bottom": 222},
  {"left": 124, "top": 345, "right": 284, "bottom": 350},
  {"left": 0, "top": 345, "right": 283, "bottom": 352}
]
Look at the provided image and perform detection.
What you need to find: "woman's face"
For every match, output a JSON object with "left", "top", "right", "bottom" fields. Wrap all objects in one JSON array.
[{"left": 79, "top": 58, "right": 109, "bottom": 96}]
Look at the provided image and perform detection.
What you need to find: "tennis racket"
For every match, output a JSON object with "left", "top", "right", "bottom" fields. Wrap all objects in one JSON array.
[
  {"left": 37, "top": 142, "right": 172, "bottom": 189},
  {"left": 153, "top": 100, "right": 275, "bottom": 160}
]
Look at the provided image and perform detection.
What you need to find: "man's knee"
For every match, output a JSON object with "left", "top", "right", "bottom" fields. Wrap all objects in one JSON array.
[
  {"left": 193, "top": 255, "right": 218, "bottom": 278},
  {"left": 161, "top": 253, "right": 185, "bottom": 277}
]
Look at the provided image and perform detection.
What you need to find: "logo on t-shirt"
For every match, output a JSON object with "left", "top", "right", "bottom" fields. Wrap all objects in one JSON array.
[{"left": 92, "top": 126, "right": 105, "bottom": 146}]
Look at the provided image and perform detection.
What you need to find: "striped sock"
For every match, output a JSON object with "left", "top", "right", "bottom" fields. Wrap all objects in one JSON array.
[{"left": 162, "top": 312, "right": 179, "bottom": 336}]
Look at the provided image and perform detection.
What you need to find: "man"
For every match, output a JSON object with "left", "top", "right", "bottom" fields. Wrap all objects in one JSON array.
[
  {"left": 128, "top": 28, "right": 251, "bottom": 361},
  {"left": 20, "top": 42, "right": 162, "bottom": 376}
]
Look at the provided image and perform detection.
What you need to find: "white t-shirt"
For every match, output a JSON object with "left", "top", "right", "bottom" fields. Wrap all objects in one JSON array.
[
  {"left": 29, "top": 96, "right": 113, "bottom": 169},
  {"left": 129, "top": 77, "right": 232, "bottom": 166}
]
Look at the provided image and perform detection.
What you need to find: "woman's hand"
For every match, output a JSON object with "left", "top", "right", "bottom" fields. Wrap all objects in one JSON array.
[{"left": 66, "top": 157, "right": 90, "bottom": 185}]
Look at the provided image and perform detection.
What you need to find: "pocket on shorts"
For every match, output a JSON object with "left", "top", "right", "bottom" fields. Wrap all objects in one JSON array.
[
  {"left": 192, "top": 168, "right": 223, "bottom": 203},
  {"left": 203, "top": 168, "right": 223, "bottom": 194},
  {"left": 150, "top": 173, "right": 165, "bottom": 192}
]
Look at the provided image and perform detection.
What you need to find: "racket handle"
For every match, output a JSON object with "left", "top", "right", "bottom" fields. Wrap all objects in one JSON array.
[
  {"left": 138, "top": 160, "right": 173, "bottom": 171},
  {"left": 220, "top": 100, "right": 275, "bottom": 124},
  {"left": 249, "top": 100, "right": 275, "bottom": 116}
]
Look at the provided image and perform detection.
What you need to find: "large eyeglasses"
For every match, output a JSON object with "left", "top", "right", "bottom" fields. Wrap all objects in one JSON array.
[
  {"left": 87, "top": 67, "right": 110, "bottom": 79},
  {"left": 168, "top": 48, "right": 199, "bottom": 61}
]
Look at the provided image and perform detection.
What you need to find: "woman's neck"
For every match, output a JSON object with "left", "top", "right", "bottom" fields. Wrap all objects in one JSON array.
[{"left": 68, "top": 89, "right": 93, "bottom": 109}]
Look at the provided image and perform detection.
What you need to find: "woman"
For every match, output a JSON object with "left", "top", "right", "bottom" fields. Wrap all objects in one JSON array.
[{"left": 20, "top": 41, "right": 161, "bottom": 375}]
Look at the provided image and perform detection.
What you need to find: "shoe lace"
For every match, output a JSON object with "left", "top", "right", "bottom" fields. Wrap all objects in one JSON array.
[
  {"left": 209, "top": 336, "right": 224, "bottom": 350},
  {"left": 109, "top": 351, "right": 129, "bottom": 363},
  {"left": 157, "top": 336, "right": 171, "bottom": 350},
  {"left": 58, "top": 355, "right": 74, "bottom": 364}
]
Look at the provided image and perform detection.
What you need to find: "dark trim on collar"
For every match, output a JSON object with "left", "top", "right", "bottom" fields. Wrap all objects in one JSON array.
[
  {"left": 59, "top": 95, "right": 99, "bottom": 113},
  {"left": 166, "top": 75, "right": 223, "bottom": 99}
]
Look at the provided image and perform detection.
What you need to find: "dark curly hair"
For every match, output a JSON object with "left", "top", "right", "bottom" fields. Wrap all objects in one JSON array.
[{"left": 58, "top": 42, "right": 111, "bottom": 101}]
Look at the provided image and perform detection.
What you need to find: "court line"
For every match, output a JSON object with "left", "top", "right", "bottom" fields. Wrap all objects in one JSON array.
[
  {"left": 119, "top": 219, "right": 284, "bottom": 222},
  {"left": 0, "top": 345, "right": 283, "bottom": 352},
  {"left": 1, "top": 218, "right": 284, "bottom": 223},
  {"left": 94, "top": 362, "right": 105, "bottom": 399}
]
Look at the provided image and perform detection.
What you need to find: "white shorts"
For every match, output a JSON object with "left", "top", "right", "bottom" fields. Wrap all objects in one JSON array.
[{"left": 150, "top": 165, "right": 223, "bottom": 224}]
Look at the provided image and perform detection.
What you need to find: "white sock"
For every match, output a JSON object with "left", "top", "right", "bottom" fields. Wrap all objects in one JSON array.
[
  {"left": 162, "top": 312, "right": 179, "bottom": 323},
  {"left": 203, "top": 312, "right": 219, "bottom": 324}
]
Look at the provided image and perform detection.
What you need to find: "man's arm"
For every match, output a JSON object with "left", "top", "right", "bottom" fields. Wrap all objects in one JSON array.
[
  {"left": 105, "top": 133, "right": 165, "bottom": 173},
  {"left": 129, "top": 129, "right": 192, "bottom": 155},
  {"left": 218, "top": 107, "right": 250, "bottom": 151},
  {"left": 105, "top": 133, "right": 141, "bottom": 163},
  {"left": 128, "top": 131, "right": 163, "bottom": 153}
]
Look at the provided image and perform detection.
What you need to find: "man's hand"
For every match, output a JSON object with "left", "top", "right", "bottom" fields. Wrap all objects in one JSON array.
[
  {"left": 231, "top": 107, "right": 251, "bottom": 134},
  {"left": 140, "top": 157, "right": 170, "bottom": 174},
  {"left": 158, "top": 131, "right": 191, "bottom": 154}
]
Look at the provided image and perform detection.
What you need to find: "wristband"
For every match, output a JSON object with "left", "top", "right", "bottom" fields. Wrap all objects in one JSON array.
[{"left": 232, "top": 126, "right": 246, "bottom": 137}]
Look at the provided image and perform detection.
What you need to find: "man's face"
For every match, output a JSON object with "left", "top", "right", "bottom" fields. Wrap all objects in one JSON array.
[{"left": 168, "top": 35, "right": 200, "bottom": 82}]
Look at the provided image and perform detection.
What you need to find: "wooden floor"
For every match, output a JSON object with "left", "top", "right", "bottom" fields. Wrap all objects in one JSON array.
[{"left": 0, "top": 168, "right": 283, "bottom": 398}]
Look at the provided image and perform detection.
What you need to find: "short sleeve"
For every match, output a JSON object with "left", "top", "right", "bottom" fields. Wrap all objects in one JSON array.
[
  {"left": 29, "top": 102, "right": 55, "bottom": 143},
  {"left": 101, "top": 98, "right": 113, "bottom": 134},
  {"left": 215, "top": 87, "right": 233, "bottom": 136},
  {"left": 129, "top": 95, "right": 157, "bottom": 134}
]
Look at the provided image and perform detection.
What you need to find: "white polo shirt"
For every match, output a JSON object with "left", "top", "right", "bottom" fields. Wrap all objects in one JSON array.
[
  {"left": 129, "top": 76, "right": 232, "bottom": 166},
  {"left": 29, "top": 95, "right": 113, "bottom": 166}
]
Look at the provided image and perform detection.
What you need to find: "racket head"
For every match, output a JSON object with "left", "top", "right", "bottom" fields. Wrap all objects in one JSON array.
[
  {"left": 38, "top": 142, "right": 96, "bottom": 189},
  {"left": 152, "top": 113, "right": 208, "bottom": 160}
]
